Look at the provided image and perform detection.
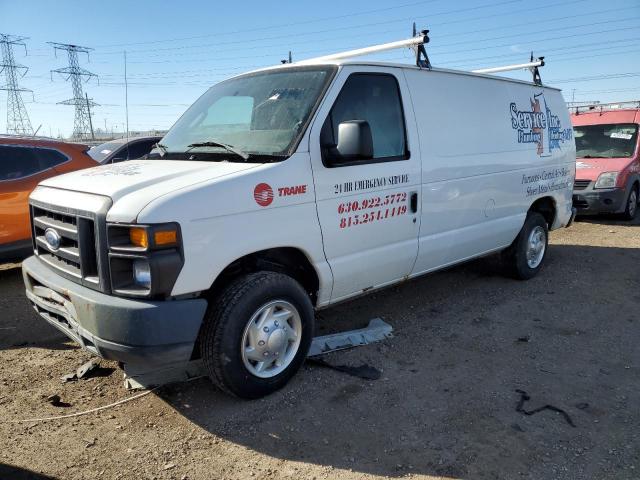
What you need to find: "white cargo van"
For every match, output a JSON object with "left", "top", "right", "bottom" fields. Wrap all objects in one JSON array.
[{"left": 22, "top": 35, "right": 576, "bottom": 398}]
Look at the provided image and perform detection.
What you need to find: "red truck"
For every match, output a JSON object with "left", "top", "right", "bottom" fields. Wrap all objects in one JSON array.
[{"left": 571, "top": 102, "right": 640, "bottom": 220}]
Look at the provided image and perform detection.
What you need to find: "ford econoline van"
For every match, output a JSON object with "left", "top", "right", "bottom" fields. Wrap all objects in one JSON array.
[{"left": 22, "top": 37, "right": 576, "bottom": 398}]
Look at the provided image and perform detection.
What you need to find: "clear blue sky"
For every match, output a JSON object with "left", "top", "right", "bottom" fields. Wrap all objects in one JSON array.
[{"left": 1, "top": 0, "right": 639, "bottom": 137}]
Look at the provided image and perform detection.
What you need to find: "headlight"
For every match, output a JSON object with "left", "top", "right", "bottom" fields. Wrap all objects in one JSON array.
[
  {"left": 594, "top": 172, "right": 618, "bottom": 189},
  {"left": 133, "top": 259, "right": 152, "bottom": 289},
  {"left": 107, "top": 222, "right": 183, "bottom": 298}
]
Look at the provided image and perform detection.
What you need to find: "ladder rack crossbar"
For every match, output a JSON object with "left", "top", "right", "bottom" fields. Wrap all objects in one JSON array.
[
  {"left": 297, "top": 35, "right": 428, "bottom": 64},
  {"left": 471, "top": 60, "right": 544, "bottom": 75}
]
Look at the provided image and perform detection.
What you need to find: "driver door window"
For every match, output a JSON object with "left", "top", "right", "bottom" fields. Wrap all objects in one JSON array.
[{"left": 321, "top": 73, "right": 408, "bottom": 167}]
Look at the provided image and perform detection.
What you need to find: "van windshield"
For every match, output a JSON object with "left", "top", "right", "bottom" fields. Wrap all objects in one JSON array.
[
  {"left": 151, "top": 66, "right": 336, "bottom": 161},
  {"left": 574, "top": 123, "right": 638, "bottom": 159}
]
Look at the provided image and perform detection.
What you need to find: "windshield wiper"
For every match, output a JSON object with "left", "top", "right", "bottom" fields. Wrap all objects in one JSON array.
[
  {"left": 186, "top": 141, "right": 249, "bottom": 160},
  {"left": 153, "top": 142, "right": 168, "bottom": 157}
]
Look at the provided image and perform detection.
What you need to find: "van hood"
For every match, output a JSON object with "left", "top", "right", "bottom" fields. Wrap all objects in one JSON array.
[
  {"left": 40, "top": 160, "right": 260, "bottom": 202},
  {"left": 574, "top": 157, "right": 632, "bottom": 181}
]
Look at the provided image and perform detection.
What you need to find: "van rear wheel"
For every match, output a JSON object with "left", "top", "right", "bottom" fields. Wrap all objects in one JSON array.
[
  {"left": 502, "top": 212, "right": 549, "bottom": 280},
  {"left": 200, "top": 271, "right": 314, "bottom": 399}
]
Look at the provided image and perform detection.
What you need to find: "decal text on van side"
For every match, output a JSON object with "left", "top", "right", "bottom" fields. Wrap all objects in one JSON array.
[{"left": 509, "top": 93, "right": 572, "bottom": 157}]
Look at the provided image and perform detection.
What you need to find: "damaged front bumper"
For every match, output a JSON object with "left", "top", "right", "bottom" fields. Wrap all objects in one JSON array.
[{"left": 22, "top": 256, "right": 207, "bottom": 367}]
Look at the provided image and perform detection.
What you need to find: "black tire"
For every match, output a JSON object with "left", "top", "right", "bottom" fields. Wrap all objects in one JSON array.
[
  {"left": 200, "top": 271, "right": 314, "bottom": 399},
  {"left": 621, "top": 184, "right": 638, "bottom": 221},
  {"left": 502, "top": 212, "right": 549, "bottom": 280}
]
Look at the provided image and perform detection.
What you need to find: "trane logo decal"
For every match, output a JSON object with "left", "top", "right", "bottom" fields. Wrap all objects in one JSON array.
[
  {"left": 278, "top": 185, "right": 307, "bottom": 197},
  {"left": 254, "top": 183, "right": 274, "bottom": 207},
  {"left": 253, "top": 183, "right": 308, "bottom": 207}
]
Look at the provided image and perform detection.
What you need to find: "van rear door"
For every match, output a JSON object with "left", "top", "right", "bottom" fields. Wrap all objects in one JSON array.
[{"left": 308, "top": 66, "right": 421, "bottom": 302}]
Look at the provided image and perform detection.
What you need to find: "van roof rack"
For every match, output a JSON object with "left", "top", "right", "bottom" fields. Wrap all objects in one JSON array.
[
  {"left": 296, "top": 25, "right": 545, "bottom": 85},
  {"left": 569, "top": 101, "right": 640, "bottom": 115},
  {"left": 298, "top": 24, "right": 431, "bottom": 69},
  {"left": 472, "top": 52, "right": 545, "bottom": 86}
]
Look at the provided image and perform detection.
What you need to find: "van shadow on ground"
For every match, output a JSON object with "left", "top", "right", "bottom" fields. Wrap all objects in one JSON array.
[
  {"left": 158, "top": 243, "right": 640, "bottom": 479},
  {"left": 0, "top": 463, "right": 59, "bottom": 479}
]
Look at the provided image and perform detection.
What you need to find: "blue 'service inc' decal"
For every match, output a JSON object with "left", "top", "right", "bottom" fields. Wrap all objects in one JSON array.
[{"left": 509, "top": 92, "right": 573, "bottom": 157}]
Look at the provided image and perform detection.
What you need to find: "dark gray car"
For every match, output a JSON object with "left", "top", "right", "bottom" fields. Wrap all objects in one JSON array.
[{"left": 88, "top": 136, "right": 162, "bottom": 164}]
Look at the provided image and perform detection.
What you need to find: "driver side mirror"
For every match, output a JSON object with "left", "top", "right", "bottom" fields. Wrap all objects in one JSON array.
[
  {"left": 323, "top": 120, "right": 373, "bottom": 162},
  {"left": 336, "top": 120, "right": 373, "bottom": 160}
]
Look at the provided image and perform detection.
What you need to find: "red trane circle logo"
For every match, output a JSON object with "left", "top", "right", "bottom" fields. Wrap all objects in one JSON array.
[{"left": 253, "top": 183, "right": 274, "bottom": 207}]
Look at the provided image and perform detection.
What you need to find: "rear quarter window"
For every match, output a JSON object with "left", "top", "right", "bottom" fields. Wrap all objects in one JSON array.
[
  {"left": 0, "top": 145, "right": 69, "bottom": 181},
  {"left": 32, "top": 147, "right": 70, "bottom": 169},
  {"left": 0, "top": 145, "right": 43, "bottom": 181}
]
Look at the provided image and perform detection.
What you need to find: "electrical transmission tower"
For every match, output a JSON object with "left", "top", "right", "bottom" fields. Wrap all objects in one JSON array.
[
  {"left": 49, "top": 42, "right": 98, "bottom": 140},
  {"left": 0, "top": 34, "right": 34, "bottom": 135}
]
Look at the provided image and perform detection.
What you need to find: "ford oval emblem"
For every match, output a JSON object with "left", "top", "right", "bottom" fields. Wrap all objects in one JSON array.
[{"left": 44, "top": 228, "right": 62, "bottom": 251}]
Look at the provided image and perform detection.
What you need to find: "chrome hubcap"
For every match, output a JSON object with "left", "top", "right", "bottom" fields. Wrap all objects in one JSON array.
[
  {"left": 526, "top": 225, "right": 546, "bottom": 269},
  {"left": 241, "top": 300, "right": 302, "bottom": 378}
]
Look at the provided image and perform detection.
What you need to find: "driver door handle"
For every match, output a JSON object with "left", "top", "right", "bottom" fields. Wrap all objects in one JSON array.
[{"left": 410, "top": 192, "right": 418, "bottom": 213}]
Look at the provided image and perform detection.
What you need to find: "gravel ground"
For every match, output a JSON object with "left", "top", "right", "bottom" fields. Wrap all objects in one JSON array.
[{"left": 0, "top": 216, "right": 638, "bottom": 480}]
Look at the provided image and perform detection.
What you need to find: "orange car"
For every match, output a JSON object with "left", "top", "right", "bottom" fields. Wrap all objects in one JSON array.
[{"left": 0, "top": 136, "right": 98, "bottom": 260}]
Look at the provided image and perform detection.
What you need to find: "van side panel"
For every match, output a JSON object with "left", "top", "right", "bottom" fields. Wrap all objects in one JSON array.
[{"left": 403, "top": 70, "right": 575, "bottom": 275}]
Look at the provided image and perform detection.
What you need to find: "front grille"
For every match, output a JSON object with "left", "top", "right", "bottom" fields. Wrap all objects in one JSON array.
[
  {"left": 574, "top": 179, "right": 591, "bottom": 190},
  {"left": 31, "top": 203, "right": 105, "bottom": 291}
]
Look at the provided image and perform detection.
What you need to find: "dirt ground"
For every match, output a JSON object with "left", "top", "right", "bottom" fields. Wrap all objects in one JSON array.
[{"left": 0, "top": 216, "right": 638, "bottom": 480}]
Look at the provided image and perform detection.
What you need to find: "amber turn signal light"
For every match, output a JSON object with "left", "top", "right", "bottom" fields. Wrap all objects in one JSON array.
[
  {"left": 129, "top": 227, "right": 149, "bottom": 248},
  {"left": 154, "top": 229, "right": 177, "bottom": 246}
]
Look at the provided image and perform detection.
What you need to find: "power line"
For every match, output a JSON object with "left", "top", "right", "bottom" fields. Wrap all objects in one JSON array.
[
  {"left": 78, "top": 14, "right": 639, "bottom": 85},
  {"left": 94, "top": 0, "right": 620, "bottom": 61},
  {"left": 82, "top": 32, "right": 640, "bottom": 87},
  {"left": 436, "top": 5, "right": 638, "bottom": 39},
  {"left": 429, "top": 16, "right": 640, "bottom": 50},
  {"left": 429, "top": 25, "right": 637, "bottom": 57},
  {"left": 100, "top": 0, "right": 620, "bottom": 68},
  {"left": 573, "top": 86, "right": 640, "bottom": 95},
  {"left": 548, "top": 72, "right": 640, "bottom": 84},
  {"left": 92, "top": 0, "right": 449, "bottom": 48},
  {"left": 436, "top": 37, "right": 640, "bottom": 68},
  {"left": 96, "top": 0, "right": 524, "bottom": 56},
  {"left": 0, "top": 33, "right": 33, "bottom": 135},
  {"left": 97, "top": 15, "right": 639, "bottom": 74}
]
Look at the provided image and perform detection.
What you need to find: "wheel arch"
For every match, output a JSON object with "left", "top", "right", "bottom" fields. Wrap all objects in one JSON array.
[
  {"left": 190, "top": 247, "right": 320, "bottom": 362},
  {"left": 205, "top": 246, "right": 321, "bottom": 306},
  {"left": 528, "top": 196, "right": 557, "bottom": 228}
]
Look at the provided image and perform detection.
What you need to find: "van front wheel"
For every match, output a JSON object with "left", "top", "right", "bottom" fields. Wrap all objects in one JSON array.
[
  {"left": 622, "top": 185, "right": 638, "bottom": 220},
  {"left": 200, "top": 271, "right": 314, "bottom": 399},
  {"left": 502, "top": 212, "right": 549, "bottom": 280}
]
